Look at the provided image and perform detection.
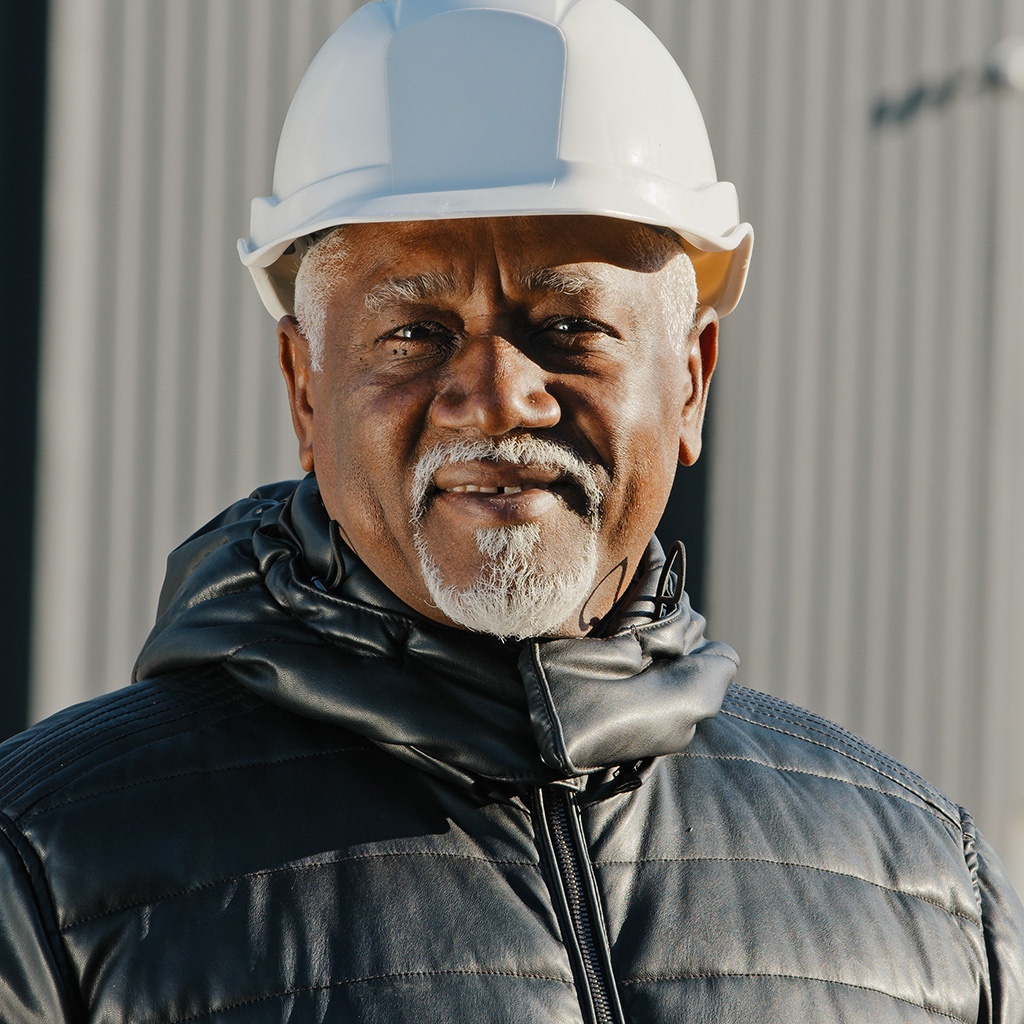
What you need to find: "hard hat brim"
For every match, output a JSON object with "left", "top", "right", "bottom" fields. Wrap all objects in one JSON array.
[{"left": 239, "top": 164, "right": 753, "bottom": 321}]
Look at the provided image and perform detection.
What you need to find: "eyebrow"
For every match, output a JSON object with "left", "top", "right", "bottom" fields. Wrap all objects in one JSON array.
[
  {"left": 516, "top": 266, "right": 596, "bottom": 295},
  {"left": 364, "top": 271, "right": 460, "bottom": 313}
]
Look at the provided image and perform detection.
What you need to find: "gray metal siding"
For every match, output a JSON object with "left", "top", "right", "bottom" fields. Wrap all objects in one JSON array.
[
  {"left": 32, "top": 0, "right": 1024, "bottom": 881},
  {"left": 33, "top": 0, "right": 357, "bottom": 720},
  {"left": 699, "top": 0, "right": 1024, "bottom": 877}
]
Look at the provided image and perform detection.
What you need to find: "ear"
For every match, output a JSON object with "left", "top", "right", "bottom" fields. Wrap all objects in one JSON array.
[
  {"left": 278, "top": 315, "right": 317, "bottom": 473},
  {"left": 678, "top": 305, "right": 719, "bottom": 466}
]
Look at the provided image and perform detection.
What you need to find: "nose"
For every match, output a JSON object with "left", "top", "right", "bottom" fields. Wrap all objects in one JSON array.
[{"left": 430, "top": 334, "right": 561, "bottom": 435}]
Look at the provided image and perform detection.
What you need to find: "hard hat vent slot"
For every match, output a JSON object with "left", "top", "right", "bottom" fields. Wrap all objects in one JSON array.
[{"left": 388, "top": 11, "right": 565, "bottom": 194}]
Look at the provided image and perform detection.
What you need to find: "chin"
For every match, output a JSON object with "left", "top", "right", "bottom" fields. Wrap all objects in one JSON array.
[{"left": 413, "top": 522, "right": 599, "bottom": 641}]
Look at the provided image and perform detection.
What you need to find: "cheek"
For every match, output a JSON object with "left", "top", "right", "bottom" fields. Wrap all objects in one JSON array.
[
  {"left": 310, "top": 400, "right": 374, "bottom": 523},
  {"left": 312, "top": 390, "right": 423, "bottom": 540},
  {"left": 599, "top": 372, "right": 686, "bottom": 537},
  {"left": 614, "top": 431, "right": 677, "bottom": 528}
]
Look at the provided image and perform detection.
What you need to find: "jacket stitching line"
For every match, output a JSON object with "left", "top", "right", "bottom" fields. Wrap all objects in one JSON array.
[
  {"left": 595, "top": 855, "right": 979, "bottom": 925},
  {"left": 617, "top": 971, "right": 972, "bottom": 1023},
  {"left": 723, "top": 692, "right": 944, "bottom": 797},
  {"left": 171, "top": 970, "right": 575, "bottom": 1023},
  {"left": 723, "top": 695, "right": 917, "bottom": 776},
  {"left": 10, "top": 663, "right": 237, "bottom": 782},
  {"left": 724, "top": 688, "right": 917, "bottom": 770},
  {"left": 715, "top": 709, "right": 959, "bottom": 827},
  {"left": 675, "top": 749, "right": 954, "bottom": 826},
  {"left": 723, "top": 695, "right": 917, "bottom": 772},
  {"left": 3, "top": 689, "right": 253, "bottom": 813},
  {"left": 15, "top": 700, "right": 256, "bottom": 813},
  {"left": 19, "top": 747, "right": 369, "bottom": 823},
  {"left": 958, "top": 808, "right": 987, "bottom": 939},
  {"left": 0, "top": 667, "right": 238, "bottom": 795},
  {"left": 61, "top": 851, "right": 542, "bottom": 930},
  {"left": 0, "top": 683, "right": 199, "bottom": 795}
]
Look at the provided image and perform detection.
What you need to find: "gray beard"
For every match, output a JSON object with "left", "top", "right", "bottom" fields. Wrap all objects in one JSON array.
[
  {"left": 410, "top": 436, "right": 604, "bottom": 640},
  {"left": 414, "top": 521, "right": 599, "bottom": 641}
]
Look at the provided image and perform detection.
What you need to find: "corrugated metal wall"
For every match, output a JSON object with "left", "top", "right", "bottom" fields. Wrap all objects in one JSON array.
[
  {"left": 32, "top": 0, "right": 1024, "bottom": 882},
  {"left": 697, "top": 0, "right": 1024, "bottom": 883},
  {"left": 33, "top": 0, "right": 357, "bottom": 720}
]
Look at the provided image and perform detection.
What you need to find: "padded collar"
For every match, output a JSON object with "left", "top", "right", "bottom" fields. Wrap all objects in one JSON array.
[{"left": 136, "top": 476, "right": 738, "bottom": 791}]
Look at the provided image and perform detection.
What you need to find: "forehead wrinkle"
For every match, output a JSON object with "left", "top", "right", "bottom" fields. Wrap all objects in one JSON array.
[{"left": 364, "top": 271, "right": 460, "bottom": 314}]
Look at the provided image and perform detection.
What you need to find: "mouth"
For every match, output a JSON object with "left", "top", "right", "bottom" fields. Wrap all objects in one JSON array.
[
  {"left": 409, "top": 438, "right": 604, "bottom": 527},
  {"left": 435, "top": 462, "right": 564, "bottom": 495},
  {"left": 430, "top": 464, "right": 580, "bottom": 521}
]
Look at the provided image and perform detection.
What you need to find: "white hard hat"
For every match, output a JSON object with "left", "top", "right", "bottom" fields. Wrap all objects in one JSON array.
[{"left": 238, "top": 0, "right": 753, "bottom": 320}]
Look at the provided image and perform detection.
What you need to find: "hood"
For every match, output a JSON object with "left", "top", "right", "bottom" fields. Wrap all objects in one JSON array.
[{"left": 135, "top": 476, "right": 738, "bottom": 792}]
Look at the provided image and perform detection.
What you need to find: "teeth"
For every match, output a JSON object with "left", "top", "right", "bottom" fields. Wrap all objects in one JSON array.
[{"left": 446, "top": 484, "right": 526, "bottom": 494}]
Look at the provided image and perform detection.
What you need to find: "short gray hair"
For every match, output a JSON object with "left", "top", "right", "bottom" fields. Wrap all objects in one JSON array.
[
  {"left": 629, "top": 225, "right": 699, "bottom": 351},
  {"left": 293, "top": 227, "right": 350, "bottom": 372}
]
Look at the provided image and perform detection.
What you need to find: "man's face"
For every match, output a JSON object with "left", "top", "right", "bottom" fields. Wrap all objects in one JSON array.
[{"left": 279, "top": 215, "right": 717, "bottom": 637}]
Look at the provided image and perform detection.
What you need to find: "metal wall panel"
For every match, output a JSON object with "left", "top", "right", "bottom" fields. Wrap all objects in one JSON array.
[
  {"left": 691, "top": 0, "right": 1024, "bottom": 878},
  {"left": 32, "top": 0, "right": 358, "bottom": 720},
  {"left": 33, "top": 0, "right": 1024, "bottom": 882}
]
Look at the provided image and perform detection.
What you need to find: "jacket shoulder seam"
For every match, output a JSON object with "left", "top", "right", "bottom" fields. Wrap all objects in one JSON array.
[
  {"left": 679, "top": 748, "right": 956, "bottom": 830},
  {"left": 19, "top": 743, "right": 371, "bottom": 824},
  {"left": 724, "top": 686, "right": 938, "bottom": 788},
  {"left": 0, "top": 668, "right": 258, "bottom": 815},
  {"left": 719, "top": 689, "right": 958, "bottom": 825}
]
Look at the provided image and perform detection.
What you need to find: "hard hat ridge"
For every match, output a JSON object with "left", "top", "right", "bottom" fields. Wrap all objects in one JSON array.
[{"left": 239, "top": 0, "right": 753, "bottom": 321}]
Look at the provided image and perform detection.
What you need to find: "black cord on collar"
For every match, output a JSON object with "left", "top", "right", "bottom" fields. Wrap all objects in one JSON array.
[{"left": 652, "top": 540, "right": 686, "bottom": 619}]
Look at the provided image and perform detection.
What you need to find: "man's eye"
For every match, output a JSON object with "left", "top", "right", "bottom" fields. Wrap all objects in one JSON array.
[
  {"left": 539, "top": 317, "right": 608, "bottom": 346},
  {"left": 392, "top": 321, "right": 451, "bottom": 342},
  {"left": 375, "top": 321, "right": 458, "bottom": 356},
  {"left": 549, "top": 318, "right": 594, "bottom": 334}
]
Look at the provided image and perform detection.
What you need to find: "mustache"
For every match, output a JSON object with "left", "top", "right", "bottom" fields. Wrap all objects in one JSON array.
[{"left": 409, "top": 437, "right": 603, "bottom": 524}]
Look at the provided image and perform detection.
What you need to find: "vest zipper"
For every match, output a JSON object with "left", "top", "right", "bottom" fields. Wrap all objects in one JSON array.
[{"left": 533, "top": 786, "right": 624, "bottom": 1024}]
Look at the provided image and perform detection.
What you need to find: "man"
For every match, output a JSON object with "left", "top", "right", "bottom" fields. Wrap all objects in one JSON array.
[{"left": 1, "top": 1, "right": 1021, "bottom": 1021}]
